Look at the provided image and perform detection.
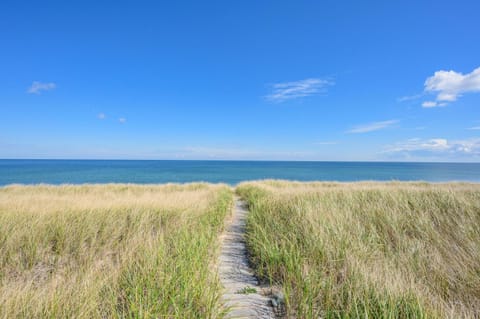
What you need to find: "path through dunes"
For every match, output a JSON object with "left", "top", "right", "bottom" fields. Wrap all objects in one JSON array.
[{"left": 219, "top": 198, "right": 276, "bottom": 318}]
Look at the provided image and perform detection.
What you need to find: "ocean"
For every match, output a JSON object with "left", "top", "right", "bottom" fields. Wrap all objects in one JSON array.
[{"left": 1, "top": 159, "right": 479, "bottom": 185}]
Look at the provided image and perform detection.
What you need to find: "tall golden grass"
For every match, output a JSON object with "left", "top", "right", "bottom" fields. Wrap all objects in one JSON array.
[
  {"left": 0, "top": 183, "right": 232, "bottom": 318},
  {"left": 237, "top": 181, "right": 480, "bottom": 318}
]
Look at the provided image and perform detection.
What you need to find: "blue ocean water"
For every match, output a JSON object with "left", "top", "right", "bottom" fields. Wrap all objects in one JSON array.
[{"left": 0, "top": 160, "right": 479, "bottom": 186}]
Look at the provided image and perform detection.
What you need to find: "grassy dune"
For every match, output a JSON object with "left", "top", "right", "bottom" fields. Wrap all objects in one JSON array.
[
  {"left": 0, "top": 184, "right": 232, "bottom": 318},
  {"left": 237, "top": 181, "right": 480, "bottom": 318},
  {"left": 2, "top": 181, "right": 479, "bottom": 318}
]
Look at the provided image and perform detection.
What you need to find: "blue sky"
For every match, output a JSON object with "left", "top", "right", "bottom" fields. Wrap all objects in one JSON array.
[{"left": 1, "top": 1, "right": 479, "bottom": 161}]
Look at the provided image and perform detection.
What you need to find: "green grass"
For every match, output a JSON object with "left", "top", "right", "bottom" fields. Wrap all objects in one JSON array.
[
  {"left": 236, "top": 286, "right": 257, "bottom": 294},
  {"left": 2, "top": 181, "right": 480, "bottom": 318},
  {"left": 0, "top": 183, "right": 233, "bottom": 318},
  {"left": 237, "top": 180, "right": 480, "bottom": 318}
]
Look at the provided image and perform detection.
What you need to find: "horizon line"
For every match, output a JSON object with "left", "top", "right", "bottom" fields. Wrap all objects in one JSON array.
[{"left": 1, "top": 158, "right": 479, "bottom": 164}]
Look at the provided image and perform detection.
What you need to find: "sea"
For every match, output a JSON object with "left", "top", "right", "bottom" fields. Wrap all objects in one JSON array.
[{"left": 1, "top": 159, "right": 480, "bottom": 186}]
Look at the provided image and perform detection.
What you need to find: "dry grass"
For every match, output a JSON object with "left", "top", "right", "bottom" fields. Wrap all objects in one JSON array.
[
  {"left": 237, "top": 180, "right": 480, "bottom": 318},
  {"left": 0, "top": 183, "right": 233, "bottom": 318}
]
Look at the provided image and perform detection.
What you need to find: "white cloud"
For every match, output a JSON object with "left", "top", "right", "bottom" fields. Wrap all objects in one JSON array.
[
  {"left": 422, "top": 101, "right": 438, "bottom": 108},
  {"left": 347, "top": 120, "right": 399, "bottom": 134},
  {"left": 314, "top": 141, "right": 338, "bottom": 145},
  {"left": 119, "top": 117, "right": 126, "bottom": 123},
  {"left": 467, "top": 126, "right": 480, "bottom": 130},
  {"left": 422, "top": 66, "right": 480, "bottom": 107},
  {"left": 97, "top": 113, "right": 106, "bottom": 120},
  {"left": 385, "top": 138, "right": 480, "bottom": 155},
  {"left": 27, "top": 81, "right": 56, "bottom": 94},
  {"left": 265, "top": 78, "right": 334, "bottom": 102}
]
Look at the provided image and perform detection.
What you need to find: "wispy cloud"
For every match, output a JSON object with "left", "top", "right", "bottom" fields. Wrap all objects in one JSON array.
[
  {"left": 467, "top": 126, "right": 480, "bottom": 130},
  {"left": 314, "top": 141, "right": 338, "bottom": 145},
  {"left": 97, "top": 113, "right": 106, "bottom": 120},
  {"left": 181, "top": 146, "right": 314, "bottom": 160},
  {"left": 265, "top": 78, "right": 334, "bottom": 102},
  {"left": 422, "top": 66, "right": 480, "bottom": 107},
  {"left": 421, "top": 101, "right": 441, "bottom": 108},
  {"left": 385, "top": 138, "right": 480, "bottom": 156},
  {"left": 119, "top": 117, "right": 126, "bottom": 123},
  {"left": 27, "top": 81, "right": 56, "bottom": 94},
  {"left": 347, "top": 120, "right": 399, "bottom": 134},
  {"left": 398, "top": 93, "right": 423, "bottom": 102}
]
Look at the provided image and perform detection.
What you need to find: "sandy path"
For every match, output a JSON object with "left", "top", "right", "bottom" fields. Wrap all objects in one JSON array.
[{"left": 219, "top": 197, "right": 276, "bottom": 318}]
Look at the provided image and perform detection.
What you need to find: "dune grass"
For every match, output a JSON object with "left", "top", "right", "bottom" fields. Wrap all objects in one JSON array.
[
  {"left": 237, "top": 180, "right": 480, "bottom": 318},
  {"left": 0, "top": 183, "right": 233, "bottom": 318}
]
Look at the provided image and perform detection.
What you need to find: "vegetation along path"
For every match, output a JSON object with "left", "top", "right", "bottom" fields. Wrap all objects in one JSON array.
[{"left": 219, "top": 197, "right": 276, "bottom": 318}]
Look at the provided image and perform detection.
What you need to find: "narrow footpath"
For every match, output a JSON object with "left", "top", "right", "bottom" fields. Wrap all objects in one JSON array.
[{"left": 218, "top": 197, "right": 276, "bottom": 319}]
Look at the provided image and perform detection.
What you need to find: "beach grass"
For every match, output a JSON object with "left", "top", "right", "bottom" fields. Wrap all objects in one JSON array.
[
  {"left": 0, "top": 183, "right": 233, "bottom": 318},
  {"left": 2, "top": 180, "right": 480, "bottom": 318},
  {"left": 237, "top": 180, "right": 480, "bottom": 318}
]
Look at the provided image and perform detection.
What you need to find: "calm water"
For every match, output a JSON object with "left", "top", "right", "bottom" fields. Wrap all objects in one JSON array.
[{"left": 1, "top": 160, "right": 479, "bottom": 185}]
